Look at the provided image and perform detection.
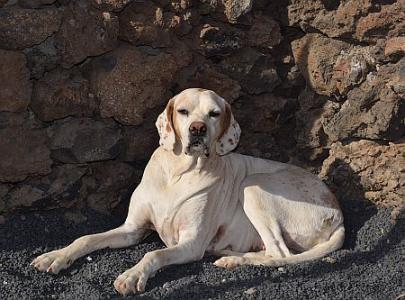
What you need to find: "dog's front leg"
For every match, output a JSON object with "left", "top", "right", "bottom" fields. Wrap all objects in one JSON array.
[
  {"left": 31, "top": 223, "right": 149, "bottom": 274},
  {"left": 114, "top": 238, "right": 205, "bottom": 295}
]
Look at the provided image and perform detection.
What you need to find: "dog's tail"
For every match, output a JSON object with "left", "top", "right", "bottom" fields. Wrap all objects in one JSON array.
[{"left": 247, "top": 224, "right": 345, "bottom": 267}]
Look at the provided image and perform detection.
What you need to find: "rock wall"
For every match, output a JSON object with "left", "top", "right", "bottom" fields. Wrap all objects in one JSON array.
[{"left": 0, "top": 0, "right": 403, "bottom": 218}]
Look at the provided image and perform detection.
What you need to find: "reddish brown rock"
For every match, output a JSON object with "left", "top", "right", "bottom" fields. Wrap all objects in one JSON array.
[
  {"left": 50, "top": 118, "right": 122, "bottom": 163},
  {"left": 355, "top": 1, "right": 405, "bottom": 44},
  {"left": 287, "top": 0, "right": 325, "bottom": 29},
  {"left": 385, "top": 37, "right": 405, "bottom": 56},
  {"left": 331, "top": 47, "right": 376, "bottom": 96},
  {"left": 0, "top": 8, "right": 61, "bottom": 50},
  {"left": 55, "top": 2, "right": 119, "bottom": 67},
  {"left": 23, "top": 37, "right": 60, "bottom": 80},
  {"left": 118, "top": 123, "right": 158, "bottom": 162},
  {"left": 0, "top": 111, "right": 43, "bottom": 129},
  {"left": 237, "top": 94, "right": 296, "bottom": 133},
  {"left": 292, "top": 34, "right": 378, "bottom": 98},
  {"left": 81, "top": 161, "right": 141, "bottom": 213},
  {"left": 119, "top": 1, "right": 194, "bottom": 47},
  {"left": 119, "top": 1, "right": 170, "bottom": 47},
  {"left": 199, "top": 23, "right": 244, "bottom": 57},
  {"left": 323, "top": 58, "right": 405, "bottom": 142},
  {"left": 232, "top": 94, "right": 296, "bottom": 163},
  {"left": 248, "top": 13, "right": 281, "bottom": 49},
  {"left": 164, "top": 38, "right": 193, "bottom": 68},
  {"left": 288, "top": 0, "right": 404, "bottom": 44},
  {"left": 295, "top": 89, "right": 338, "bottom": 161},
  {"left": 310, "top": 0, "right": 373, "bottom": 39},
  {"left": 89, "top": 46, "right": 179, "bottom": 125},
  {"left": 170, "top": 0, "right": 193, "bottom": 12},
  {"left": 31, "top": 68, "right": 98, "bottom": 122},
  {"left": 18, "top": 0, "right": 56, "bottom": 8},
  {"left": 236, "top": 132, "right": 290, "bottom": 163},
  {"left": 223, "top": 0, "right": 253, "bottom": 23},
  {"left": 320, "top": 141, "right": 405, "bottom": 218},
  {"left": 0, "top": 50, "right": 32, "bottom": 112},
  {"left": 90, "top": 0, "right": 131, "bottom": 12},
  {"left": 4, "top": 164, "right": 87, "bottom": 211},
  {"left": 0, "top": 126, "right": 52, "bottom": 183},
  {"left": 176, "top": 64, "right": 241, "bottom": 103},
  {"left": 291, "top": 34, "right": 350, "bottom": 97},
  {"left": 164, "top": 6, "right": 200, "bottom": 37},
  {"left": 220, "top": 48, "right": 280, "bottom": 94}
]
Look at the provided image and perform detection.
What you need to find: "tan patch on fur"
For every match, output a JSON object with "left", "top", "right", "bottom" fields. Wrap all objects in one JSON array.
[
  {"left": 172, "top": 109, "right": 181, "bottom": 139},
  {"left": 218, "top": 103, "right": 231, "bottom": 140},
  {"left": 166, "top": 98, "right": 180, "bottom": 137}
]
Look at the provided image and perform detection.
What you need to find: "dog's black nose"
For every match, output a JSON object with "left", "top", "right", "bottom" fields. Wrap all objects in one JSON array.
[{"left": 189, "top": 121, "right": 207, "bottom": 136}]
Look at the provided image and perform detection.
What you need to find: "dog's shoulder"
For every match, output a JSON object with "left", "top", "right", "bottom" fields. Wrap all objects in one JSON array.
[{"left": 139, "top": 147, "right": 169, "bottom": 184}]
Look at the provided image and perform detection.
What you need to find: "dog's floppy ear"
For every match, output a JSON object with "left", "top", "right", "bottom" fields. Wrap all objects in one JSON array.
[
  {"left": 216, "top": 103, "right": 241, "bottom": 156},
  {"left": 155, "top": 98, "right": 176, "bottom": 151}
]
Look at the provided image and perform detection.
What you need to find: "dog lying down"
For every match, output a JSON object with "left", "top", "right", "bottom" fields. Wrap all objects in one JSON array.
[{"left": 31, "top": 88, "right": 345, "bottom": 295}]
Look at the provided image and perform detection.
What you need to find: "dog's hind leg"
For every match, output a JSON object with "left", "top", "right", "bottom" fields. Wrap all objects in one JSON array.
[
  {"left": 240, "top": 183, "right": 292, "bottom": 259},
  {"left": 214, "top": 225, "right": 344, "bottom": 268}
]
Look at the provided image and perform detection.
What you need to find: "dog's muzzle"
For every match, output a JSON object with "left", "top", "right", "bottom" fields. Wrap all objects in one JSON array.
[
  {"left": 185, "top": 121, "right": 209, "bottom": 157},
  {"left": 185, "top": 136, "right": 209, "bottom": 157}
]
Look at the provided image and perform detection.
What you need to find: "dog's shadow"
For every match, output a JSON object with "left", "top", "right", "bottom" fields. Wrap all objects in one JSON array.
[{"left": 322, "top": 158, "right": 379, "bottom": 250}]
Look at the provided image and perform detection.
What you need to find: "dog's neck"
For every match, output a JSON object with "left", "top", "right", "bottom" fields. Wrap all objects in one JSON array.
[{"left": 166, "top": 142, "right": 221, "bottom": 180}]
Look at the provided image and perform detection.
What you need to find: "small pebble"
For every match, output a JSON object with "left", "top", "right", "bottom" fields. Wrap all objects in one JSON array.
[
  {"left": 221, "top": 278, "right": 226, "bottom": 283},
  {"left": 244, "top": 287, "right": 257, "bottom": 295},
  {"left": 3, "top": 281, "right": 7, "bottom": 285},
  {"left": 86, "top": 256, "right": 93, "bottom": 262},
  {"left": 323, "top": 257, "right": 337, "bottom": 264},
  {"left": 163, "top": 282, "right": 170, "bottom": 289},
  {"left": 277, "top": 267, "right": 285, "bottom": 272}
]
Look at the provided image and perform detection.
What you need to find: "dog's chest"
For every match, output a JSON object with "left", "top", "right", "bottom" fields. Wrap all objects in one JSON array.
[{"left": 147, "top": 174, "right": 219, "bottom": 247}]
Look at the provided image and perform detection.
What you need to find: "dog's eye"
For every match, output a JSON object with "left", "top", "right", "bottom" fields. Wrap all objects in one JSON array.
[
  {"left": 209, "top": 111, "right": 220, "bottom": 118},
  {"left": 177, "top": 109, "right": 189, "bottom": 116}
]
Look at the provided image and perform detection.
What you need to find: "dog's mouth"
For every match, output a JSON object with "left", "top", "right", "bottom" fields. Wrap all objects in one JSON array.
[{"left": 185, "top": 137, "right": 209, "bottom": 157}]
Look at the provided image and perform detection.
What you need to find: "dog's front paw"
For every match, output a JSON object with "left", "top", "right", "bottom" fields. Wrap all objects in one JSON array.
[
  {"left": 214, "top": 256, "right": 246, "bottom": 269},
  {"left": 31, "top": 250, "right": 72, "bottom": 274},
  {"left": 114, "top": 267, "right": 149, "bottom": 295}
]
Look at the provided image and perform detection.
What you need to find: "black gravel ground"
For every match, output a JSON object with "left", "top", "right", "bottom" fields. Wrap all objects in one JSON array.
[{"left": 1, "top": 199, "right": 404, "bottom": 300}]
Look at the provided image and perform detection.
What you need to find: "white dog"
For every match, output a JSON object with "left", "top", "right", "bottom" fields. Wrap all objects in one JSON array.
[{"left": 31, "top": 88, "right": 344, "bottom": 295}]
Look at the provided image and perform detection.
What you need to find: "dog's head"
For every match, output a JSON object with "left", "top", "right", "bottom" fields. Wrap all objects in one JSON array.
[{"left": 155, "top": 88, "right": 241, "bottom": 157}]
